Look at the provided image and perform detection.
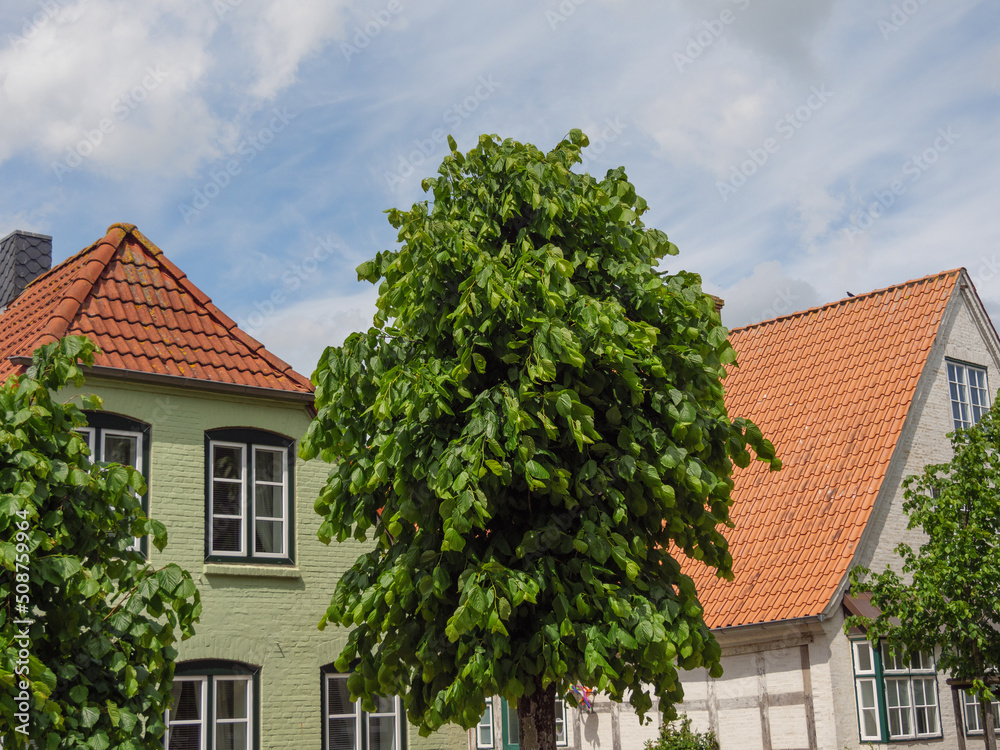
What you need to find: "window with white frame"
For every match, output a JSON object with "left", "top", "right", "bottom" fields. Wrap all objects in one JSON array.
[
  {"left": 323, "top": 672, "right": 403, "bottom": 750},
  {"left": 205, "top": 429, "right": 294, "bottom": 564},
  {"left": 948, "top": 360, "right": 990, "bottom": 430},
  {"left": 851, "top": 640, "right": 940, "bottom": 742},
  {"left": 79, "top": 412, "right": 150, "bottom": 555},
  {"left": 165, "top": 661, "right": 257, "bottom": 750},
  {"left": 477, "top": 702, "right": 495, "bottom": 749},
  {"left": 963, "top": 690, "right": 1000, "bottom": 735}
]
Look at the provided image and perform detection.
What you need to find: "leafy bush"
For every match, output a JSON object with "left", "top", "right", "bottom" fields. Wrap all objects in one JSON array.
[{"left": 645, "top": 715, "right": 719, "bottom": 750}]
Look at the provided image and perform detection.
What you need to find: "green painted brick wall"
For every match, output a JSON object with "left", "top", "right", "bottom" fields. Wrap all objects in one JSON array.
[{"left": 60, "top": 376, "right": 468, "bottom": 750}]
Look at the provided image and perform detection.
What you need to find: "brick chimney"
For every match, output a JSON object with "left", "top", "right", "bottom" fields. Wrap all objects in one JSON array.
[{"left": 0, "top": 230, "right": 52, "bottom": 309}]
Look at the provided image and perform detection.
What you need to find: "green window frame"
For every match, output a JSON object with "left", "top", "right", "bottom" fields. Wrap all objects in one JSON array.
[
  {"left": 499, "top": 698, "right": 569, "bottom": 750},
  {"left": 165, "top": 660, "right": 260, "bottom": 750},
  {"left": 851, "top": 640, "right": 941, "bottom": 742},
  {"left": 79, "top": 412, "right": 151, "bottom": 557},
  {"left": 321, "top": 668, "right": 405, "bottom": 750},
  {"left": 204, "top": 428, "right": 295, "bottom": 565}
]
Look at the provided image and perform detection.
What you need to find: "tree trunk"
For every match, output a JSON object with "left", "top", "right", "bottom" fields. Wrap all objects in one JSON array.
[
  {"left": 984, "top": 694, "right": 997, "bottom": 750},
  {"left": 517, "top": 680, "right": 558, "bottom": 750},
  {"left": 973, "top": 643, "right": 997, "bottom": 750}
]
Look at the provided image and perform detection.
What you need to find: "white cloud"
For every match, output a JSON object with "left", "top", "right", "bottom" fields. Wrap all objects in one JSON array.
[
  {"left": 240, "top": 288, "right": 379, "bottom": 376},
  {"left": 710, "top": 261, "right": 821, "bottom": 327}
]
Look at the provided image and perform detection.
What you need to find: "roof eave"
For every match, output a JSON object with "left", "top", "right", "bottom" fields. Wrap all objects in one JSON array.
[{"left": 7, "top": 356, "right": 314, "bottom": 404}]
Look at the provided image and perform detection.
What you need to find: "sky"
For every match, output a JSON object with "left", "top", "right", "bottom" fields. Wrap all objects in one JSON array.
[{"left": 0, "top": 0, "right": 997, "bottom": 377}]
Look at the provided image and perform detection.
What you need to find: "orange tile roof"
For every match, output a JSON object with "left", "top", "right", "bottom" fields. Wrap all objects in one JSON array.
[
  {"left": 0, "top": 223, "right": 313, "bottom": 396},
  {"left": 692, "top": 269, "right": 962, "bottom": 630}
]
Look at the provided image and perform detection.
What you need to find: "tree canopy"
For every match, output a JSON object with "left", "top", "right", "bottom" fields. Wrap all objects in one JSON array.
[
  {"left": 301, "top": 131, "right": 779, "bottom": 748},
  {"left": 848, "top": 395, "right": 1000, "bottom": 749},
  {"left": 0, "top": 336, "right": 201, "bottom": 749}
]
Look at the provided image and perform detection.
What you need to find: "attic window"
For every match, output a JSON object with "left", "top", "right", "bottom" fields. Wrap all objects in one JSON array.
[{"left": 947, "top": 360, "right": 989, "bottom": 430}]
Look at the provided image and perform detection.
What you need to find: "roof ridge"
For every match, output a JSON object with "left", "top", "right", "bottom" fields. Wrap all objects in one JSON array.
[
  {"left": 731, "top": 268, "right": 963, "bottom": 333},
  {"left": 34, "top": 226, "right": 126, "bottom": 347}
]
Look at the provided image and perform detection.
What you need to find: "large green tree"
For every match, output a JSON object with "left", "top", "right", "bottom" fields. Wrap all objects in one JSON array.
[
  {"left": 848, "top": 397, "right": 1000, "bottom": 750},
  {"left": 301, "top": 131, "right": 779, "bottom": 749},
  {"left": 0, "top": 336, "right": 201, "bottom": 749}
]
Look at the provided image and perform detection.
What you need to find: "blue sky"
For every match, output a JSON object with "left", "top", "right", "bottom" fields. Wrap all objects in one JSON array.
[{"left": 0, "top": 0, "right": 997, "bottom": 376}]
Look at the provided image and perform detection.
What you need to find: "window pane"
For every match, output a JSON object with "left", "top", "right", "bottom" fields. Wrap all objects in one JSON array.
[
  {"left": 255, "top": 484, "right": 282, "bottom": 518},
  {"left": 213, "top": 519, "right": 242, "bottom": 552},
  {"left": 216, "top": 723, "right": 248, "bottom": 750},
  {"left": 171, "top": 681, "right": 203, "bottom": 721},
  {"left": 507, "top": 703, "right": 519, "bottom": 745},
  {"left": 214, "top": 446, "right": 243, "bottom": 479},
  {"left": 104, "top": 434, "right": 139, "bottom": 467},
  {"left": 854, "top": 642, "right": 873, "bottom": 673},
  {"left": 214, "top": 482, "right": 242, "bottom": 515},
  {"left": 255, "top": 520, "right": 282, "bottom": 554},
  {"left": 368, "top": 716, "right": 397, "bottom": 750},
  {"left": 965, "top": 691, "right": 982, "bottom": 733},
  {"left": 216, "top": 680, "right": 248, "bottom": 719},
  {"left": 255, "top": 449, "right": 283, "bottom": 483},
  {"left": 329, "top": 718, "right": 357, "bottom": 750},
  {"left": 373, "top": 696, "right": 396, "bottom": 713},
  {"left": 478, "top": 705, "right": 494, "bottom": 748},
  {"left": 327, "top": 676, "right": 356, "bottom": 716},
  {"left": 167, "top": 725, "right": 202, "bottom": 750}
]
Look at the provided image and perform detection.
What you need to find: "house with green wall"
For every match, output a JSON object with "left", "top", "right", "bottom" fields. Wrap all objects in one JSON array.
[{"left": 0, "top": 224, "right": 469, "bottom": 750}]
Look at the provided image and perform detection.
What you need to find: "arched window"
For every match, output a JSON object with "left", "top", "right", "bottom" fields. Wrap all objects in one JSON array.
[
  {"left": 166, "top": 660, "right": 259, "bottom": 750},
  {"left": 321, "top": 665, "right": 404, "bottom": 750},
  {"left": 79, "top": 412, "right": 150, "bottom": 555},
  {"left": 205, "top": 428, "right": 295, "bottom": 564}
]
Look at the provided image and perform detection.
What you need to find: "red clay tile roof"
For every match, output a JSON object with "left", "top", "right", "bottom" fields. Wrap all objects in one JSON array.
[
  {"left": 0, "top": 223, "right": 313, "bottom": 396},
  {"left": 691, "top": 269, "right": 962, "bottom": 630}
]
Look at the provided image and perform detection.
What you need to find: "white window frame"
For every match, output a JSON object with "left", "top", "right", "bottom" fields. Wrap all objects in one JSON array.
[
  {"left": 209, "top": 441, "right": 248, "bottom": 557},
  {"left": 165, "top": 675, "right": 208, "bottom": 750},
  {"left": 102, "top": 429, "right": 144, "bottom": 553},
  {"left": 208, "top": 435, "right": 292, "bottom": 562},
  {"left": 324, "top": 673, "right": 403, "bottom": 750},
  {"left": 948, "top": 360, "right": 990, "bottom": 430},
  {"left": 251, "top": 445, "right": 289, "bottom": 559},
  {"left": 963, "top": 690, "right": 1000, "bottom": 735},
  {"left": 554, "top": 700, "right": 568, "bottom": 747},
  {"left": 165, "top": 673, "right": 253, "bottom": 750},
  {"left": 477, "top": 702, "right": 495, "bottom": 749},
  {"left": 77, "top": 421, "right": 146, "bottom": 553}
]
